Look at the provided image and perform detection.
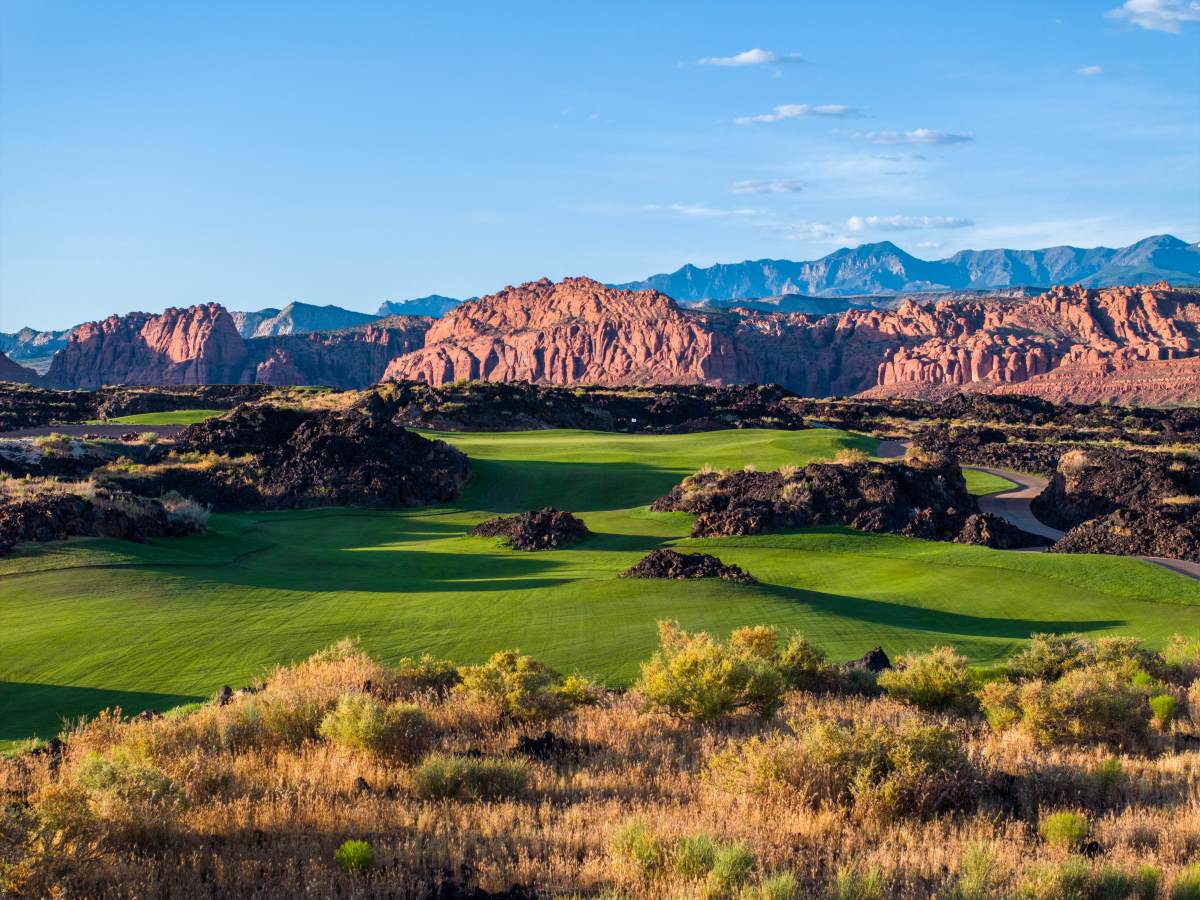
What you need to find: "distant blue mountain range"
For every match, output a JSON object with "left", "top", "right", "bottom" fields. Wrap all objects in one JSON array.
[{"left": 615, "top": 234, "right": 1200, "bottom": 301}]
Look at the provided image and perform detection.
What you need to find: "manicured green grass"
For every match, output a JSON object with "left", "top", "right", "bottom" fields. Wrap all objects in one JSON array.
[
  {"left": 962, "top": 469, "right": 1018, "bottom": 496},
  {"left": 1, "top": 427, "right": 1196, "bottom": 746},
  {"left": 85, "top": 408, "right": 224, "bottom": 425}
]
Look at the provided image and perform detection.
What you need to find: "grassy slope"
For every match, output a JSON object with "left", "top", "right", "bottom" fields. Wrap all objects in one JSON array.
[
  {"left": 1, "top": 428, "right": 1197, "bottom": 745},
  {"left": 85, "top": 409, "right": 224, "bottom": 425},
  {"left": 962, "top": 468, "right": 1017, "bottom": 496}
]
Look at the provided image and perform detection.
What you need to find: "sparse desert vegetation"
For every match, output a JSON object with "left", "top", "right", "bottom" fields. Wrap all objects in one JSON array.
[{"left": 4, "top": 629, "right": 1200, "bottom": 897}]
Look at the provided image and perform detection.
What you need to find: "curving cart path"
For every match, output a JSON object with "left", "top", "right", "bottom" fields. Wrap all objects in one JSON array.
[{"left": 873, "top": 439, "right": 1200, "bottom": 581}]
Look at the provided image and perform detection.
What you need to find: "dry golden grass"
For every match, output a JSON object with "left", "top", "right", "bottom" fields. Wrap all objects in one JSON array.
[{"left": 3, "top": 641, "right": 1200, "bottom": 898}]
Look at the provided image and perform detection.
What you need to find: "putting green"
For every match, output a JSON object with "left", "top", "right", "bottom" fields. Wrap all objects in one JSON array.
[
  {"left": 1, "top": 428, "right": 1197, "bottom": 746},
  {"left": 85, "top": 409, "right": 224, "bottom": 425}
]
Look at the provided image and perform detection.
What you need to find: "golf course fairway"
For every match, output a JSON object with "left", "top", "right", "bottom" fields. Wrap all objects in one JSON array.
[{"left": 2, "top": 427, "right": 1197, "bottom": 746}]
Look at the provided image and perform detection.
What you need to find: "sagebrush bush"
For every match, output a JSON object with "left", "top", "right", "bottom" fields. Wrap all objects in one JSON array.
[
  {"left": 705, "top": 842, "right": 756, "bottom": 895},
  {"left": 754, "top": 872, "right": 800, "bottom": 900},
  {"left": 946, "top": 841, "right": 1003, "bottom": 900},
  {"left": 333, "top": 839, "right": 374, "bottom": 875},
  {"left": 456, "top": 650, "right": 585, "bottom": 720},
  {"left": 318, "top": 695, "right": 432, "bottom": 758},
  {"left": 670, "top": 832, "right": 717, "bottom": 878},
  {"left": 1163, "top": 635, "right": 1200, "bottom": 682},
  {"left": 637, "top": 621, "right": 787, "bottom": 721},
  {"left": 610, "top": 820, "right": 664, "bottom": 879},
  {"left": 160, "top": 492, "right": 210, "bottom": 532},
  {"left": 1005, "top": 633, "right": 1095, "bottom": 681},
  {"left": 1019, "top": 666, "right": 1152, "bottom": 747},
  {"left": 877, "top": 646, "right": 977, "bottom": 713},
  {"left": 1038, "top": 811, "right": 1090, "bottom": 851},
  {"left": 75, "top": 747, "right": 175, "bottom": 804},
  {"left": 393, "top": 654, "right": 461, "bottom": 696},
  {"left": 1150, "top": 693, "right": 1179, "bottom": 728},
  {"left": 1016, "top": 859, "right": 1160, "bottom": 900},
  {"left": 412, "top": 753, "right": 527, "bottom": 801},
  {"left": 834, "top": 447, "right": 870, "bottom": 465},
  {"left": 707, "top": 712, "right": 967, "bottom": 821},
  {"left": 830, "top": 864, "right": 885, "bottom": 900}
]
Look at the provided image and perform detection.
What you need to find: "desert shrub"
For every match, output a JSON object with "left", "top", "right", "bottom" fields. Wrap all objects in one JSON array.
[
  {"left": 877, "top": 646, "right": 977, "bottom": 713},
  {"left": 412, "top": 753, "right": 527, "bottom": 801},
  {"left": 1150, "top": 693, "right": 1178, "bottom": 728},
  {"left": 978, "top": 680, "right": 1022, "bottom": 732},
  {"left": 1005, "top": 633, "right": 1095, "bottom": 681},
  {"left": 75, "top": 747, "right": 175, "bottom": 805},
  {"left": 551, "top": 672, "right": 604, "bottom": 707},
  {"left": 1018, "top": 666, "right": 1152, "bottom": 747},
  {"left": 753, "top": 872, "right": 800, "bottom": 900},
  {"left": 1163, "top": 635, "right": 1200, "bottom": 682},
  {"left": 834, "top": 447, "right": 870, "bottom": 465},
  {"left": 393, "top": 654, "right": 461, "bottom": 696},
  {"left": 611, "top": 820, "right": 665, "bottom": 879},
  {"left": 1093, "top": 757, "right": 1123, "bottom": 794},
  {"left": 708, "top": 713, "right": 967, "bottom": 820},
  {"left": 671, "top": 832, "right": 717, "bottom": 878},
  {"left": 1016, "top": 859, "right": 1160, "bottom": 900},
  {"left": 318, "top": 695, "right": 432, "bottom": 758},
  {"left": 456, "top": 650, "right": 588, "bottom": 721},
  {"left": 334, "top": 839, "right": 374, "bottom": 875},
  {"left": 1173, "top": 865, "right": 1200, "bottom": 900},
  {"left": 1039, "top": 811, "right": 1090, "bottom": 851},
  {"left": 705, "top": 842, "right": 756, "bottom": 895},
  {"left": 160, "top": 491, "right": 209, "bottom": 532},
  {"left": 636, "top": 621, "right": 787, "bottom": 722},
  {"left": 777, "top": 633, "right": 836, "bottom": 691},
  {"left": 830, "top": 864, "right": 885, "bottom": 900},
  {"left": 946, "top": 841, "right": 1003, "bottom": 900},
  {"left": 138, "top": 431, "right": 160, "bottom": 445}
]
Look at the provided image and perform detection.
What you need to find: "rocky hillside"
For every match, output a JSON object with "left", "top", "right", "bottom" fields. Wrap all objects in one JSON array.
[
  {"left": 382, "top": 278, "right": 1200, "bottom": 403},
  {"left": 619, "top": 234, "right": 1200, "bottom": 300},
  {"left": 243, "top": 301, "right": 381, "bottom": 338},
  {"left": 0, "top": 351, "right": 41, "bottom": 385},
  {"left": 44, "top": 305, "right": 431, "bottom": 390}
]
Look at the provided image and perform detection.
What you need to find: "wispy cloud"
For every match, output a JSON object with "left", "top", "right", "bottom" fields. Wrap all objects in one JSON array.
[
  {"left": 697, "top": 48, "right": 804, "bottom": 66},
  {"left": 846, "top": 215, "right": 974, "bottom": 231},
  {"left": 1077, "top": 64, "right": 1103, "bottom": 76},
  {"left": 853, "top": 128, "right": 974, "bottom": 145},
  {"left": 736, "top": 104, "right": 862, "bottom": 125},
  {"left": 1106, "top": 0, "right": 1200, "bottom": 33},
  {"left": 784, "top": 221, "right": 839, "bottom": 241},
  {"left": 732, "top": 179, "right": 804, "bottom": 195},
  {"left": 645, "top": 203, "right": 766, "bottom": 219}
]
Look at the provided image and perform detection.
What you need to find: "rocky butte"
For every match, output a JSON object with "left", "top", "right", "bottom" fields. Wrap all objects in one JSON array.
[
  {"left": 383, "top": 277, "right": 1200, "bottom": 404},
  {"left": 43, "top": 304, "right": 430, "bottom": 390}
]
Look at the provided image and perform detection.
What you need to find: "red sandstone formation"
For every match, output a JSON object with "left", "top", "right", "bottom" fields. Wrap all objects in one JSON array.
[
  {"left": 45, "top": 304, "right": 249, "bottom": 390},
  {"left": 44, "top": 305, "right": 432, "bottom": 390},
  {"left": 383, "top": 278, "right": 735, "bottom": 386},
  {"left": 384, "top": 279, "right": 1200, "bottom": 404}
]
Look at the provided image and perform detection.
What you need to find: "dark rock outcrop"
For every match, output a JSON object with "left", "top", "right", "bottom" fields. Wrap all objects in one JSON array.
[
  {"left": 620, "top": 548, "right": 757, "bottom": 583},
  {"left": 844, "top": 647, "right": 892, "bottom": 673},
  {"left": 652, "top": 456, "right": 1042, "bottom": 548},
  {"left": 156, "top": 395, "right": 471, "bottom": 510},
  {"left": 1033, "top": 448, "right": 1200, "bottom": 562},
  {"left": 0, "top": 488, "right": 196, "bottom": 556},
  {"left": 469, "top": 507, "right": 589, "bottom": 551}
]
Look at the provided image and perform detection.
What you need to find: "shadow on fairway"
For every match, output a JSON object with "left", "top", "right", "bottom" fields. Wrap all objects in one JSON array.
[
  {"left": 0, "top": 681, "right": 202, "bottom": 743},
  {"left": 460, "top": 459, "right": 689, "bottom": 512},
  {"left": 759, "top": 583, "right": 1125, "bottom": 639}
]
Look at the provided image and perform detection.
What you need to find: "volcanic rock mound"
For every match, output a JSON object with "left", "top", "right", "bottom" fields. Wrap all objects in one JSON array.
[
  {"left": 652, "top": 456, "right": 1041, "bottom": 548},
  {"left": 0, "top": 489, "right": 197, "bottom": 556},
  {"left": 620, "top": 548, "right": 757, "bottom": 583},
  {"left": 469, "top": 507, "right": 589, "bottom": 550}
]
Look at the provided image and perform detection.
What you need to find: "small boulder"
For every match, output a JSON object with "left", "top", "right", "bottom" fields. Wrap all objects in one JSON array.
[{"left": 844, "top": 646, "right": 892, "bottom": 673}]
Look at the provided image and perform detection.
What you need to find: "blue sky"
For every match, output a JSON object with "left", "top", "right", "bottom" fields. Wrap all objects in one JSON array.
[{"left": 1, "top": 1, "right": 1198, "bottom": 330}]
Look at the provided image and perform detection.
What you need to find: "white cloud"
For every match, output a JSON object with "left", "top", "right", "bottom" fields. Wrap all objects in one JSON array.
[
  {"left": 846, "top": 215, "right": 975, "bottom": 232},
  {"left": 645, "top": 203, "right": 765, "bottom": 219},
  {"left": 1077, "top": 65, "right": 1103, "bottom": 76},
  {"left": 732, "top": 179, "right": 804, "bottom": 195},
  {"left": 853, "top": 128, "right": 974, "bottom": 145},
  {"left": 736, "top": 104, "right": 862, "bottom": 125},
  {"left": 784, "top": 221, "right": 839, "bottom": 241},
  {"left": 698, "top": 48, "right": 804, "bottom": 66},
  {"left": 1106, "top": 0, "right": 1200, "bottom": 33}
]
